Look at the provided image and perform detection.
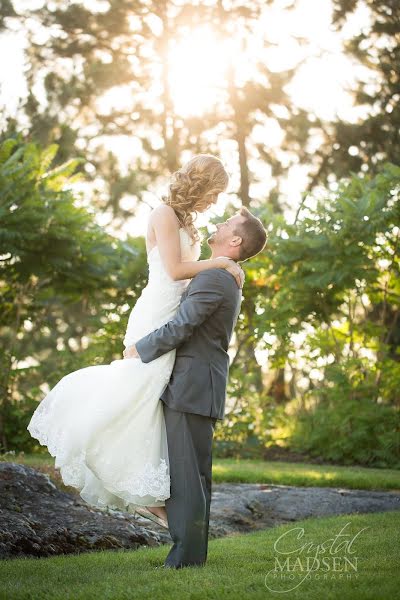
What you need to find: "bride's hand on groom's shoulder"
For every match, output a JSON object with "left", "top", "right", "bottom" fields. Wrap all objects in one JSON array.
[
  {"left": 123, "top": 345, "right": 139, "bottom": 359},
  {"left": 232, "top": 263, "right": 245, "bottom": 289},
  {"left": 216, "top": 257, "right": 245, "bottom": 289}
]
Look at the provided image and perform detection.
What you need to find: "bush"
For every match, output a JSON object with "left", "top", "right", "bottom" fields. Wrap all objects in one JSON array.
[{"left": 288, "top": 359, "right": 400, "bottom": 468}]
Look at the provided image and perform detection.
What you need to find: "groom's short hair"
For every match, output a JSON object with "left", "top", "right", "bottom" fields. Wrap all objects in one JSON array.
[{"left": 234, "top": 207, "right": 267, "bottom": 261}]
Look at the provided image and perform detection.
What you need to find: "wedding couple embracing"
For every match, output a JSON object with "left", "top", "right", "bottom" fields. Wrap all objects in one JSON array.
[{"left": 27, "top": 154, "right": 267, "bottom": 569}]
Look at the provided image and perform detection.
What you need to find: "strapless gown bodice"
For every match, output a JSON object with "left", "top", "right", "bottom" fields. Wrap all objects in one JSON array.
[{"left": 123, "top": 228, "right": 200, "bottom": 346}]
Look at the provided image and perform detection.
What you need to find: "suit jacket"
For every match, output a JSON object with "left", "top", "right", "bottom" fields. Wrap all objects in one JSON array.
[{"left": 135, "top": 268, "right": 242, "bottom": 420}]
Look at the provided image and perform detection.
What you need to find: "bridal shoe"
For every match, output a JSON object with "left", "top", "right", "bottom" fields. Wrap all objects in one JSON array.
[{"left": 134, "top": 506, "right": 169, "bottom": 529}]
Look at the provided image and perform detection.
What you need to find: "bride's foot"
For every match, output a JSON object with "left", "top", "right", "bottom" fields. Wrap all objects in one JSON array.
[{"left": 146, "top": 506, "right": 168, "bottom": 523}]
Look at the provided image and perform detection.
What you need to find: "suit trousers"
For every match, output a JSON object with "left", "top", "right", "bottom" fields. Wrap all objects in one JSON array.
[{"left": 162, "top": 401, "right": 217, "bottom": 568}]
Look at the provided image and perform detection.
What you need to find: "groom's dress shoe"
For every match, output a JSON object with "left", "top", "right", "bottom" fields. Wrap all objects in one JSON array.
[{"left": 155, "top": 562, "right": 205, "bottom": 570}]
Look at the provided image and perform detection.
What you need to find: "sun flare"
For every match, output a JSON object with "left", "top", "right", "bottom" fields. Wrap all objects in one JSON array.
[{"left": 167, "top": 26, "right": 234, "bottom": 117}]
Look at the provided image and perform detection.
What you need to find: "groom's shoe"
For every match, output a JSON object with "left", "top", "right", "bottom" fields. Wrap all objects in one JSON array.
[{"left": 155, "top": 561, "right": 205, "bottom": 570}]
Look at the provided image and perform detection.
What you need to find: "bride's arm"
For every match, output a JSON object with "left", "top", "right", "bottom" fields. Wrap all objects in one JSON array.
[{"left": 151, "top": 205, "right": 244, "bottom": 287}]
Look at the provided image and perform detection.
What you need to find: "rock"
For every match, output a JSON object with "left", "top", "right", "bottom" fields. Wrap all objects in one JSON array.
[
  {"left": 0, "top": 462, "right": 170, "bottom": 559},
  {"left": 1, "top": 462, "right": 399, "bottom": 559},
  {"left": 208, "top": 482, "right": 400, "bottom": 537}
]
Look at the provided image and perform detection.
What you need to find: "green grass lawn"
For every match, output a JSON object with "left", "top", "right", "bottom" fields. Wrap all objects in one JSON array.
[
  {"left": 1, "top": 452, "right": 399, "bottom": 597},
  {"left": 1, "top": 452, "right": 399, "bottom": 492},
  {"left": 212, "top": 458, "right": 400, "bottom": 491},
  {"left": 1, "top": 510, "right": 399, "bottom": 599}
]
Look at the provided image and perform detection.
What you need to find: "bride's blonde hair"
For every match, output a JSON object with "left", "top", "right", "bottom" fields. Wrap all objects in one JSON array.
[{"left": 162, "top": 154, "right": 229, "bottom": 243}]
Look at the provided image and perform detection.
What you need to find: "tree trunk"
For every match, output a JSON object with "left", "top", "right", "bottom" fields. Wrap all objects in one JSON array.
[
  {"left": 268, "top": 367, "right": 288, "bottom": 405},
  {"left": 227, "top": 64, "right": 251, "bottom": 207}
]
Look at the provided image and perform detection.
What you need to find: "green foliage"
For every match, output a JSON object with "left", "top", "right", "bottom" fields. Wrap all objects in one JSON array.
[
  {"left": 288, "top": 358, "right": 400, "bottom": 468},
  {"left": 213, "top": 389, "right": 266, "bottom": 459},
  {"left": 0, "top": 137, "right": 148, "bottom": 452},
  {"left": 1, "top": 136, "right": 399, "bottom": 469},
  {"left": 0, "top": 392, "right": 40, "bottom": 454},
  {"left": 259, "top": 163, "right": 400, "bottom": 337},
  {"left": 221, "top": 164, "right": 400, "bottom": 466}
]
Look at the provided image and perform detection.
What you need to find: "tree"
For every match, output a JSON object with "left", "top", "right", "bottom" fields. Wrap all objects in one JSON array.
[
  {"left": 2, "top": 0, "right": 319, "bottom": 406},
  {"left": 2, "top": 1, "right": 315, "bottom": 213},
  {"left": 229, "top": 163, "right": 400, "bottom": 466},
  {"left": 0, "top": 137, "right": 148, "bottom": 451},
  {"left": 314, "top": 0, "right": 400, "bottom": 181}
]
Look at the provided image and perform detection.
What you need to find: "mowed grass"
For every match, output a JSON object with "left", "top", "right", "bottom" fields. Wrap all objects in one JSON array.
[
  {"left": 1, "top": 452, "right": 400, "bottom": 492},
  {"left": 1, "top": 510, "right": 399, "bottom": 599},
  {"left": 212, "top": 458, "right": 400, "bottom": 491}
]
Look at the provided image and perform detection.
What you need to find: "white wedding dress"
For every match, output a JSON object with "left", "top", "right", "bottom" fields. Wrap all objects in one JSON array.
[{"left": 27, "top": 228, "right": 201, "bottom": 512}]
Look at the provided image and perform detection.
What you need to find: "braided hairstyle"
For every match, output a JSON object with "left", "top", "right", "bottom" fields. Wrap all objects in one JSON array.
[{"left": 162, "top": 154, "right": 229, "bottom": 243}]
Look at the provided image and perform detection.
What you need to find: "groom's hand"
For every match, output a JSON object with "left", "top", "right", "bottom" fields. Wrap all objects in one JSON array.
[{"left": 123, "top": 345, "right": 139, "bottom": 359}]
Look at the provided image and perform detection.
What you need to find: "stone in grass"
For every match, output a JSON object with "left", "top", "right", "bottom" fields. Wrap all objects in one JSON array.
[
  {"left": 208, "top": 482, "right": 400, "bottom": 537},
  {"left": 0, "top": 462, "right": 170, "bottom": 560}
]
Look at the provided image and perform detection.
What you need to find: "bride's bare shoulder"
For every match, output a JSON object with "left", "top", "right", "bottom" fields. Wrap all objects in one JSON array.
[{"left": 150, "top": 204, "right": 180, "bottom": 227}]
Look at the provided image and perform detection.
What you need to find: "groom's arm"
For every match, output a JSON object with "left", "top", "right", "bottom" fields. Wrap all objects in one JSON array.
[{"left": 135, "top": 269, "right": 225, "bottom": 363}]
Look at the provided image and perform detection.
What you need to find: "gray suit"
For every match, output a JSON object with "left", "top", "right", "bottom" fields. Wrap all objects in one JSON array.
[{"left": 136, "top": 268, "right": 241, "bottom": 568}]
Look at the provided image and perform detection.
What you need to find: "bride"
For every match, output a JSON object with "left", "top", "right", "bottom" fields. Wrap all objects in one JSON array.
[{"left": 27, "top": 154, "right": 243, "bottom": 528}]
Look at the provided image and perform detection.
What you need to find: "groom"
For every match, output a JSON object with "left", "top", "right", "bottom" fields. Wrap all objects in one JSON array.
[{"left": 126, "top": 207, "right": 267, "bottom": 569}]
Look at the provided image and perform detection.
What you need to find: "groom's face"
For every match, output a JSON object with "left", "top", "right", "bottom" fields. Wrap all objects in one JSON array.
[{"left": 207, "top": 213, "right": 245, "bottom": 248}]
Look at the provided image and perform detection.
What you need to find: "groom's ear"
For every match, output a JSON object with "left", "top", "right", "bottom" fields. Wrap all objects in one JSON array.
[{"left": 230, "top": 235, "right": 242, "bottom": 248}]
